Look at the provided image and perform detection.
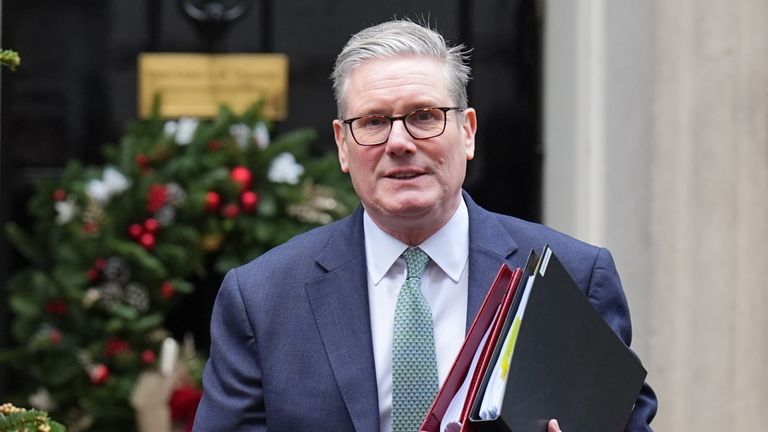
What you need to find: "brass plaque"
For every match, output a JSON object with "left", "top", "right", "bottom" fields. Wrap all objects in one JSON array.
[{"left": 138, "top": 53, "right": 288, "bottom": 119}]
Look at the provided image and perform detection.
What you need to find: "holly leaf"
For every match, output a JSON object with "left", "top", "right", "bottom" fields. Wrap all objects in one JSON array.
[
  {"left": 8, "top": 294, "right": 40, "bottom": 318},
  {"left": 170, "top": 279, "right": 194, "bottom": 294},
  {"left": 131, "top": 314, "right": 164, "bottom": 333}
]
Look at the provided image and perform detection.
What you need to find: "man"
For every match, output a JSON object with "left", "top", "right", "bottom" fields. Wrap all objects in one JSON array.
[{"left": 193, "top": 19, "right": 657, "bottom": 431}]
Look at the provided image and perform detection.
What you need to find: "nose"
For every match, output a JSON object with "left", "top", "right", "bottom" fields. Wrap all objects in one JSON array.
[{"left": 385, "top": 119, "right": 417, "bottom": 156}]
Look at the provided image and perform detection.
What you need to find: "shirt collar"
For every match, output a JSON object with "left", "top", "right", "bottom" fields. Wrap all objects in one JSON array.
[{"left": 363, "top": 196, "right": 469, "bottom": 284}]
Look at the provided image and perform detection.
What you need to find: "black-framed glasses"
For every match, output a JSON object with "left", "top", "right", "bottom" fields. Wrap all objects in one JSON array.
[{"left": 341, "top": 106, "right": 464, "bottom": 146}]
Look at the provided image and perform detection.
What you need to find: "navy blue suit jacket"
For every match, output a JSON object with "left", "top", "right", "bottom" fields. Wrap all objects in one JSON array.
[{"left": 193, "top": 193, "right": 657, "bottom": 431}]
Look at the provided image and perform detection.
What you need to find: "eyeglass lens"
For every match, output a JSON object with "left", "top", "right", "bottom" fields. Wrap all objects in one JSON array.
[{"left": 349, "top": 107, "right": 449, "bottom": 145}]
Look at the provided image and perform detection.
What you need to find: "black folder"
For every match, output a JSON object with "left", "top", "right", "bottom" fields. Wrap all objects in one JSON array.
[{"left": 469, "top": 246, "right": 647, "bottom": 432}]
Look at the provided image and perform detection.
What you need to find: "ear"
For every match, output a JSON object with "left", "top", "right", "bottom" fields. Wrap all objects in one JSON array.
[
  {"left": 461, "top": 108, "right": 478, "bottom": 160},
  {"left": 333, "top": 119, "right": 350, "bottom": 173}
]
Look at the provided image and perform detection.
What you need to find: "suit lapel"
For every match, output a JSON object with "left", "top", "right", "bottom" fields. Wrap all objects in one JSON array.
[
  {"left": 305, "top": 208, "right": 380, "bottom": 432},
  {"left": 465, "top": 193, "right": 519, "bottom": 331}
]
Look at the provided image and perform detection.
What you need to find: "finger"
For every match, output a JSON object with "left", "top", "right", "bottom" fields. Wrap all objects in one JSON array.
[{"left": 548, "top": 419, "right": 562, "bottom": 432}]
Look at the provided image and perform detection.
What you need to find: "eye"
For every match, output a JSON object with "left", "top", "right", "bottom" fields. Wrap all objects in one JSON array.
[
  {"left": 409, "top": 109, "right": 440, "bottom": 124},
  {"left": 355, "top": 115, "right": 388, "bottom": 129}
]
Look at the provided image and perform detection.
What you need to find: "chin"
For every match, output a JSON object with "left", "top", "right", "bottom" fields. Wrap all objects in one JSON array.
[{"left": 381, "top": 195, "right": 439, "bottom": 219}]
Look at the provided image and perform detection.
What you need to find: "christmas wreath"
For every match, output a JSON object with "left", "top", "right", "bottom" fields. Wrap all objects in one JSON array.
[{"left": 0, "top": 101, "right": 357, "bottom": 430}]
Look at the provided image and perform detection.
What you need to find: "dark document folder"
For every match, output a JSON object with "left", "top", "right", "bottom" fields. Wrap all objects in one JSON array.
[{"left": 470, "top": 246, "right": 647, "bottom": 432}]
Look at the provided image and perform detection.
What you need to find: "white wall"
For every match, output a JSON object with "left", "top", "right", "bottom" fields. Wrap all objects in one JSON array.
[
  {"left": 544, "top": 0, "right": 768, "bottom": 429},
  {"left": 543, "top": 0, "right": 651, "bottom": 357}
]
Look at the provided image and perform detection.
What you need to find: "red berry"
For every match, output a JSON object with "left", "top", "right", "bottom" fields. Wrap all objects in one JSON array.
[
  {"left": 94, "top": 258, "right": 107, "bottom": 270},
  {"left": 230, "top": 166, "right": 253, "bottom": 191},
  {"left": 204, "top": 191, "right": 221, "bottom": 213},
  {"left": 143, "top": 218, "right": 160, "bottom": 234},
  {"left": 135, "top": 153, "right": 150, "bottom": 168},
  {"left": 44, "top": 299, "right": 69, "bottom": 316},
  {"left": 139, "top": 233, "right": 156, "bottom": 250},
  {"left": 240, "top": 191, "right": 259, "bottom": 213},
  {"left": 222, "top": 203, "right": 239, "bottom": 219},
  {"left": 53, "top": 189, "right": 67, "bottom": 201},
  {"left": 90, "top": 364, "right": 109, "bottom": 385},
  {"left": 161, "top": 281, "right": 175, "bottom": 299},
  {"left": 146, "top": 184, "right": 168, "bottom": 212},
  {"left": 104, "top": 337, "right": 130, "bottom": 357},
  {"left": 141, "top": 349, "right": 156, "bottom": 365},
  {"left": 86, "top": 267, "right": 100, "bottom": 282},
  {"left": 128, "top": 223, "right": 144, "bottom": 239}
]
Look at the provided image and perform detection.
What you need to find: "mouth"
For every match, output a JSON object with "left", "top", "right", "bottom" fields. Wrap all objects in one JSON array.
[{"left": 386, "top": 172, "right": 424, "bottom": 180}]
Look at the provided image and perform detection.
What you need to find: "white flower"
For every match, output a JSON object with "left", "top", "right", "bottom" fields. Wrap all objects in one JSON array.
[
  {"left": 86, "top": 179, "right": 110, "bottom": 203},
  {"left": 268, "top": 152, "right": 304, "bottom": 185},
  {"left": 28, "top": 387, "right": 57, "bottom": 411},
  {"left": 102, "top": 167, "right": 129, "bottom": 194},
  {"left": 86, "top": 167, "right": 130, "bottom": 204},
  {"left": 82, "top": 288, "right": 102, "bottom": 308},
  {"left": 229, "top": 122, "right": 271, "bottom": 149},
  {"left": 163, "top": 120, "right": 178, "bottom": 136},
  {"left": 254, "top": 122, "right": 270, "bottom": 149},
  {"left": 54, "top": 198, "right": 78, "bottom": 225},
  {"left": 175, "top": 117, "right": 199, "bottom": 145},
  {"left": 230, "top": 123, "right": 251, "bottom": 148}
]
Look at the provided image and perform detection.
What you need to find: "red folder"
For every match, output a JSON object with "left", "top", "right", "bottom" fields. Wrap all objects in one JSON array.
[
  {"left": 420, "top": 264, "right": 522, "bottom": 432},
  {"left": 458, "top": 268, "right": 522, "bottom": 431}
]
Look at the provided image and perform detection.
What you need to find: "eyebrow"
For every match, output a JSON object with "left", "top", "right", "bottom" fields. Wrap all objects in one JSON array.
[{"left": 354, "top": 101, "right": 446, "bottom": 117}]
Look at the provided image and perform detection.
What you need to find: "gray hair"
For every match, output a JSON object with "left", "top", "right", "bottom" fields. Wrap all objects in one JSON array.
[{"left": 331, "top": 19, "right": 472, "bottom": 118}]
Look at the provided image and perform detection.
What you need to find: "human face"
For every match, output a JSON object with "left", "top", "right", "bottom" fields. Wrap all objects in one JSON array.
[{"left": 333, "top": 56, "right": 477, "bottom": 244}]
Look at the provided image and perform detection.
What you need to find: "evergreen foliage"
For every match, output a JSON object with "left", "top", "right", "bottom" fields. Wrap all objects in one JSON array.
[
  {"left": 1, "top": 102, "right": 357, "bottom": 430},
  {"left": 0, "top": 49, "right": 20, "bottom": 70},
  {"left": 0, "top": 403, "right": 66, "bottom": 432}
]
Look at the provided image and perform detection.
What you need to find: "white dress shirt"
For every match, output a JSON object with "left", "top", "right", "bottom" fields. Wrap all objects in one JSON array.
[{"left": 364, "top": 197, "right": 469, "bottom": 432}]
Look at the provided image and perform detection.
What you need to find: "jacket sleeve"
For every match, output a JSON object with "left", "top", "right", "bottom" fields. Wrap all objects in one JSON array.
[
  {"left": 192, "top": 269, "right": 267, "bottom": 431},
  {"left": 587, "top": 248, "right": 658, "bottom": 432}
]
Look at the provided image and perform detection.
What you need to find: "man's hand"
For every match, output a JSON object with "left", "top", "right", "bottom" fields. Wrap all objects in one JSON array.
[{"left": 548, "top": 419, "right": 562, "bottom": 432}]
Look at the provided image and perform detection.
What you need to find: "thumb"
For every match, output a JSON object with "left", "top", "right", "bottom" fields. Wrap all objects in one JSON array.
[{"left": 548, "top": 419, "right": 562, "bottom": 432}]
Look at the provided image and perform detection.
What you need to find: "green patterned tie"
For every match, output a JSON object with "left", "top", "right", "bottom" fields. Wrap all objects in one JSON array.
[{"left": 392, "top": 247, "right": 439, "bottom": 432}]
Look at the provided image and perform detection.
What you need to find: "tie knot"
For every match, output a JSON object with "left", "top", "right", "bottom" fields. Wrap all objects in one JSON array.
[{"left": 402, "top": 247, "right": 429, "bottom": 279}]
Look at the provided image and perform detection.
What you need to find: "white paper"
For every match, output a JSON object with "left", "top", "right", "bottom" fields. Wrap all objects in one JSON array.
[
  {"left": 440, "top": 318, "right": 495, "bottom": 431},
  {"left": 478, "top": 274, "right": 535, "bottom": 420}
]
